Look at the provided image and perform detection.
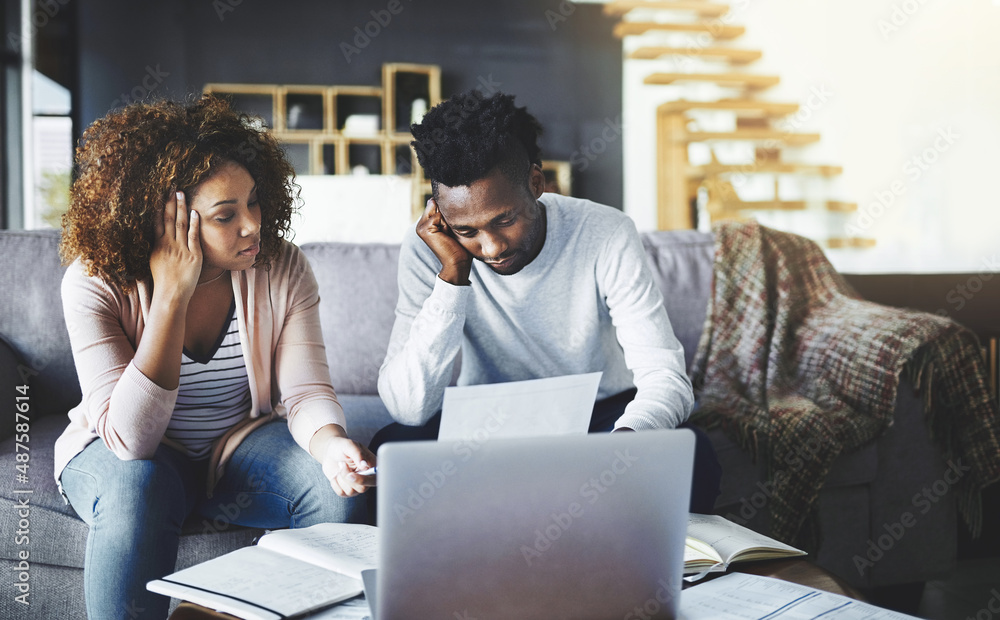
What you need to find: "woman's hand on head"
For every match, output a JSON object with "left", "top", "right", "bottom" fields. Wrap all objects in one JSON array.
[
  {"left": 320, "top": 437, "right": 378, "bottom": 498},
  {"left": 150, "top": 191, "right": 203, "bottom": 302}
]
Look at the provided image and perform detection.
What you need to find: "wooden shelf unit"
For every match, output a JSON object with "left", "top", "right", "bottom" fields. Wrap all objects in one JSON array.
[
  {"left": 205, "top": 63, "right": 441, "bottom": 217},
  {"left": 383, "top": 63, "right": 441, "bottom": 140}
]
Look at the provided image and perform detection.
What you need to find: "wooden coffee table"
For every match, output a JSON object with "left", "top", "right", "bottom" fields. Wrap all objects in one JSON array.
[{"left": 168, "top": 557, "right": 864, "bottom": 618}]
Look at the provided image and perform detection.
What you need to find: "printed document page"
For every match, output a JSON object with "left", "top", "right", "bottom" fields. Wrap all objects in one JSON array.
[
  {"left": 679, "top": 573, "right": 921, "bottom": 620},
  {"left": 438, "top": 372, "right": 602, "bottom": 441},
  {"left": 257, "top": 523, "right": 377, "bottom": 580},
  {"left": 308, "top": 595, "right": 372, "bottom": 620}
]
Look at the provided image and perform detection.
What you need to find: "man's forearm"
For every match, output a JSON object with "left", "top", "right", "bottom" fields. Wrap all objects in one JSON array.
[{"left": 378, "top": 279, "right": 469, "bottom": 424}]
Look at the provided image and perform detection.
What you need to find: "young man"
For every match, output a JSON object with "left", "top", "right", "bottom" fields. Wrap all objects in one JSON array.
[{"left": 374, "top": 90, "right": 720, "bottom": 511}]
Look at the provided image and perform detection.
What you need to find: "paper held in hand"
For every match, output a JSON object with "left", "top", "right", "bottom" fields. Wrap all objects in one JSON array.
[
  {"left": 437, "top": 372, "right": 602, "bottom": 441},
  {"left": 146, "top": 523, "right": 377, "bottom": 620},
  {"left": 684, "top": 514, "right": 806, "bottom": 574}
]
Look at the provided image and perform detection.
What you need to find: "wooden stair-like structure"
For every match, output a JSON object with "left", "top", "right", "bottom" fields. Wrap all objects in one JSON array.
[
  {"left": 629, "top": 46, "right": 762, "bottom": 64},
  {"left": 604, "top": 1, "right": 732, "bottom": 17},
  {"left": 657, "top": 99, "right": 800, "bottom": 118},
  {"left": 609, "top": 0, "right": 872, "bottom": 248},
  {"left": 613, "top": 21, "right": 745, "bottom": 39},
  {"left": 644, "top": 72, "right": 780, "bottom": 89}
]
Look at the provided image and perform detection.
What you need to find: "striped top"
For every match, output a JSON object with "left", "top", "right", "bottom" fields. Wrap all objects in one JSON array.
[{"left": 165, "top": 302, "right": 252, "bottom": 460}]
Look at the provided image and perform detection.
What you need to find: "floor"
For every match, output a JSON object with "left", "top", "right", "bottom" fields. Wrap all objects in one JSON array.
[{"left": 918, "top": 557, "right": 1000, "bottom": 620}]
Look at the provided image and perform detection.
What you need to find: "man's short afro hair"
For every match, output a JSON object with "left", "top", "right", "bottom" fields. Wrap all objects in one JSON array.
[{"left": 410, "top": 90, "right": 542, "bottom": 192}]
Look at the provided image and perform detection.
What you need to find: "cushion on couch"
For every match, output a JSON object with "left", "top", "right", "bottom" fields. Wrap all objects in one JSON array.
[
  {"left": 640, "top": 230, "right": 714, "bottom": 372},
  {"left": 301, "top": 242, "right": 401, "bottom": 396},
  {"left": 0, "top": 230, "right": 79, "bottom": 421}
]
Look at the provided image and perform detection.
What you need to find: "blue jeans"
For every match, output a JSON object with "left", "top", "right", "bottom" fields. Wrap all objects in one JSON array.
[{"left": 60, "top": 420, "right": 365, "bottom": 620}]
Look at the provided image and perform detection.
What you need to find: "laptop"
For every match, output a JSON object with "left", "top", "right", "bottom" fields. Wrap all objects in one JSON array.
[{"left": 372, "top": 429, "right": 694, "bottom": 620}]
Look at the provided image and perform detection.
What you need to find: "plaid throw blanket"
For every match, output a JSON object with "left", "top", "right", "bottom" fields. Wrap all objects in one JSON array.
[{"left": 690, "top": 221, "right": 1000, "bottom": 548}]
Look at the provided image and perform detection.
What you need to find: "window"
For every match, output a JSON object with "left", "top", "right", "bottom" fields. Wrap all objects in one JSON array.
[
  {"left": 1, "top": 0, "right": 77, "bottom": 230},
  {"left": 30, "top": 0, "right": 76, "bottom": 229}
]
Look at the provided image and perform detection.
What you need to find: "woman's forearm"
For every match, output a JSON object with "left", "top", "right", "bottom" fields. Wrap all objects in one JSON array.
[{"left": 132, "top": 286, "right": 190, "bottom": 390}]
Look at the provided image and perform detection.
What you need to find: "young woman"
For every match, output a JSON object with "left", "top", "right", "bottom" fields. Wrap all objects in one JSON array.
[{"left": 56, "top": 95, "right": 376, "bottom": 619}]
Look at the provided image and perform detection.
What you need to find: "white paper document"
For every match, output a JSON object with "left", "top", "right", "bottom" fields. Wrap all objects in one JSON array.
[
  {"left": 438, "top": 372, "right": 602, "bottom": 441},
  {"left": 257, "top": 523, "right": 377, "bottom": 580},
  {"left": 679, "top": 573, "right": 921, "bottom": 620}
]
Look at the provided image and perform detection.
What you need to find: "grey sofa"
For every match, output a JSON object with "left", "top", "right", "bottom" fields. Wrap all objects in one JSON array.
[{"left": 0, "top": 228, "right": 956, "bottom": 618}]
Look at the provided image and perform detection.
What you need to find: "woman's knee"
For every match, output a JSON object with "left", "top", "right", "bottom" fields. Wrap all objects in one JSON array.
[
  {"left": 63, "top": 442, "right": 193, "bottom": 525},
  {"left": 294, "top": 484, "right": 368, "bottom": 527}
]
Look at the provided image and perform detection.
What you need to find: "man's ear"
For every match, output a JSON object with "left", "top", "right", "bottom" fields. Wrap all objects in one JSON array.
[{"left": 528, "top": 164, "right": 545, "bottom": 199}]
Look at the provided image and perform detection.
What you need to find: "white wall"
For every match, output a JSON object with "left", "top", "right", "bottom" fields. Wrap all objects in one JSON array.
[
  {"left": 622, "top": 0, "right": 1000, "bottom": 273},
  {"left": 290, "top": 175, "right": 413, "bottom": 245}
]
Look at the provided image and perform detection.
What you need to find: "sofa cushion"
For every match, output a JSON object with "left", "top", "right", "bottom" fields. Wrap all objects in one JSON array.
[
  {"left": 0, "top": 231, "right": 80, "bottom": 419},
  {"left": 640, "top": 230, "right": 714, "bottom": 372},
  {"left": 301, "top": 242, "right": 401, "bottom": 396}
]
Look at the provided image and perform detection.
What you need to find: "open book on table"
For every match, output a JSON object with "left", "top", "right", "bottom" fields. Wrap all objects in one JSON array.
[
  {"left": 147, "top": 523, "right": 376, "bottom": 620},
  {"left": 684, "top": 514, "right": 806, "bottom": 574}
]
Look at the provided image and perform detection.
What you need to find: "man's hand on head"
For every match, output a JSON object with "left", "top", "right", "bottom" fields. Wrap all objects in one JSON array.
[{"left": 416, "top": 198, "right": 473, "bottom": 286}]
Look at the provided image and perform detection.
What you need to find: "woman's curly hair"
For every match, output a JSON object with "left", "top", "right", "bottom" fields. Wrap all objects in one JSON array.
[
  {"left": 60, "top": 94, "right": 298, "bottom": 292},
  {"left": 410, "top": 90, "right": 542, "bottom": 198}
]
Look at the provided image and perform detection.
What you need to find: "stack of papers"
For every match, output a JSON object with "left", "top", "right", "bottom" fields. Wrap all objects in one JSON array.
[{"left": 679, "top": 573, "right": 921, "bottom": 619}]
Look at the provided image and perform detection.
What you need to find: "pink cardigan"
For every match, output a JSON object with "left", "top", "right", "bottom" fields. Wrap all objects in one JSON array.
[{"left": 55, "top": 240, "right": 347, "bottom": 494}]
